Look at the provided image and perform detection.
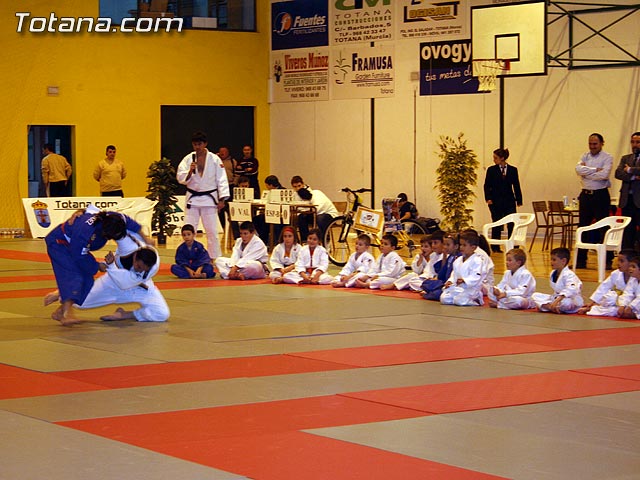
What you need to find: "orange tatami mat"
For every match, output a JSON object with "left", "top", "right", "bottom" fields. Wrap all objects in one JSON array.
[
  {"left": 0, "top": 364, "right": 106, "bottom": 400},
  {"left": 342, "top": 367, "right": 640, "bottom": 414},
  {"left": 53, "top": 354, "right": 354, "bottom": 389},
  {"left": 291, "top": 326, "right": 640, "bottom": 367}
]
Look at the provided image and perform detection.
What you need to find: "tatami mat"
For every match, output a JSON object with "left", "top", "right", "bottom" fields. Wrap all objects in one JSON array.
[{"left": 1, "top": 237, "right": 639, "bottom": 479}]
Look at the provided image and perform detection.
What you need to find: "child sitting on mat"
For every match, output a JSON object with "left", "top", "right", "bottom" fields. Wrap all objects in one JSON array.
[
  {"left": 487, "top": 248, "right": 536, "bottom": 309},
  {"left": 171, "top": 224, "right": 215, "bottom": 279},
  {"left": 532, "top": 247, "right": 584, "bottom": 314},
  {"left": 332, "top": 233, "right": 375, "bottom": 288},
  {"left": 283, "top": 228, "right": 333, "bottom": 285},
  {"left": 578, "top": 250, "right": 634, "bottom": 316}
]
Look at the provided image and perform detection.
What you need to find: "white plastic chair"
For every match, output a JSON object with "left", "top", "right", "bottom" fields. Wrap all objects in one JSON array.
[
  {"left": 482, "top": 213, "right": 535, "bottom": 256},
  {"left": 572, "top": 216, "right": 631, "bottom": 282}
]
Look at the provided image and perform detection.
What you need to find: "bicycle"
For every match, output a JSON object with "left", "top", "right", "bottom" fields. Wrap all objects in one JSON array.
[{"left": 324, "top": 187, "right": 428, "bottom": 266}]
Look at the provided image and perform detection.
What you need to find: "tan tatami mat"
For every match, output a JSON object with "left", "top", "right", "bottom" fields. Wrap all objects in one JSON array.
[{"left": 0, "top": 237, "right": 639, "bottom": 479}]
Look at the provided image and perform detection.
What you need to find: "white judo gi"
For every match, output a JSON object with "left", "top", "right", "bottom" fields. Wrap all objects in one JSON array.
[
  {"left": 487, "top": 265, "right": 536, "bottom": 309},
  {"left": 393, "top": 251, "right": 442, "bottom": 291},
  {"left": 352, "top": 251, "right": 406, "bottom": 289},
  {"left": 283, "top": 245, "right": 333, "bottom": 284},
  {"left": 215, "top": 235, "right": 268, "bottom": 279},
  {"left": 331, "top": 250, "right": 375, "bottom": 287},
  {"left": 268, "top": 243, "right": 301, "bottom": 281},
  {"left": 532, "top": 266, "right": 584, "bottom": 313},
  {"left": 78, "top": 232, "right": 169, "bottom": 322},
  {"left": 176, "top": 150, "right": 230, "bottom": 259},
  {"left": 586, "top": 269, "right": 630, "bottom": 316},
  {"left": 440, "top": 252, "right": 487, "bottom": 306}
]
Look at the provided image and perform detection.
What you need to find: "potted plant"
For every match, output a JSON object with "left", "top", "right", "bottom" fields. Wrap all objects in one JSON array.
[
  {"left": 146, "top": 157, "right": 179, "bottom": 244},
  {"left": 434, "top": 133, "right": 479, "bottom": 232}
]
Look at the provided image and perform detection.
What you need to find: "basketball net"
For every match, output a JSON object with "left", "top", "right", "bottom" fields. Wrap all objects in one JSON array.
[{"left": 472, "top": 59, "right": 510, "bottom": 92}]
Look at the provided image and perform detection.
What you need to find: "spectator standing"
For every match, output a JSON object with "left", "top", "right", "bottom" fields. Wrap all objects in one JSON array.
[
  {"left": 94, "top": 145, "right": 126, "bottom": 197},
  {"left": 41, "top": 143, "right": 72, "bottom": 197},
  {"left": 575, "top": 133, "right": 613, "bottom": 268},
  {"left": 235, "top": 144, "right": 260, "bottom": 198},
  {"left": 614, "top": 132, "right": 640, "bottom": 249}
]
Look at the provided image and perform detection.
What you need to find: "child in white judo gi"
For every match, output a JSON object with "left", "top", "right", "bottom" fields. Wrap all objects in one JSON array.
[
  {"left": 283, "top": 228, "right": 333, "bottom": 285},
  {"left": 354, "top": 234, "right": 406, "bottom": 289},
  {"left": 616, "top": 256, "right": 640, "bottom": 319},
  {"left": 215, "top": 221, "right": 268, "bottom": 280},
  {"left": 332, "top": 233, "right": 375, "bottom": 288},
  {"left": 269, "top": 226, "right": 301, "bottom": 284},
  {"left": 488, "top": 248, "right": 536, "bottom": 309},
  {"left": 381, "top": 235, "right": 433, "bottom": 291},
  {"left": 532, "top": 247, "right": 584, "bottom": 314},
  {"left": 578, "top": 250, "right": 634, "bottom": 316},
  {"left": 440, "top": 231, "right": 488, "bottom": 306}
]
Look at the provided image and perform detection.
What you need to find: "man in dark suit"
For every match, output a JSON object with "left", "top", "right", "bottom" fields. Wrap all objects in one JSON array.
[
  {"left": 614, "top": 132, "right": 640, "bottom": 249},
  {"left": 483, "top": 148, "right": 523, "bottom": 252}
]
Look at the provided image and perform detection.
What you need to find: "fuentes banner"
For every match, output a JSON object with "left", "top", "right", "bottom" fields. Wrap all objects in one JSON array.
[{"left": 271, "top": 0, "right": 329, "bottom": 50}]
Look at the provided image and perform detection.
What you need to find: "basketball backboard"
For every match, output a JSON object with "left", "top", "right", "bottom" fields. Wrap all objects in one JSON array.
[{"left": 471, "top": 0, "right": 547, "bottom": 77}]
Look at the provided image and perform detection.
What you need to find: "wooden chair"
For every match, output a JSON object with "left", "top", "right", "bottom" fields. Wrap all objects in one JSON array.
[
  {"left": 572, "top": 216, "right": 631, "bottom": 282},
  {"left": 529, "top": 201, "right": 552, "bottom": 251},
  {"left": 547, "top": 201, "right": 572, "bottom": 249}
]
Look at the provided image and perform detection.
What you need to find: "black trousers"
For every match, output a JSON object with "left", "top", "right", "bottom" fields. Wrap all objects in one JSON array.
[
  {"left": 488, "top": 202, "right": 516, "bottom": 244},
  {"left": 577, "top": 188, "right": 612, "bottom": 265},
  {"left": 49, "top": 181, "right": 67, "bottom": 197},
  {"left": 102, "top": 190, "right": 123, "bottom": 197}
]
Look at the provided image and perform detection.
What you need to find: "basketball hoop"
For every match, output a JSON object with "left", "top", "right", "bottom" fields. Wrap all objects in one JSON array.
[{"left": 472, "top": 59, "right": 511, "bottom": 92}]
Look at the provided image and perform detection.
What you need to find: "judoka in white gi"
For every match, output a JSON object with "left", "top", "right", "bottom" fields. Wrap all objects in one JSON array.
[
  {"left": 354, "top": 234, "right": 406, "bottom": 289},
  {"left": 332, "top": 234, "right": 375, "bottom": 288},
  {"left": 176, "top": 131, "right": 230, "bottom": 259},
  {"left": 488, "top": 248, "right": 536, "bottom": 309},
  {"left": 78, "top": 231, "right": 169, "bottom": 322},
  {"left": 283, "top": 228, "right": 333, "bottom": 285},
  {"left": 215, "top": 221, "right": 268, "bottom": 280},
  {"left": 613, "top": 255, "right": 640, "bottom": 319},
  {"left": 269, "top": 226, "right": 301, "bottom": 284},
  {"left": 441, "top": 231, "right": 488, "bottom": 306},
  {"left": 383, "top": 235, "right": 441, "bottom": 292},
  {"left": 580, "top": 250, "right": 634, "bottom": 316},
  {"left": 532, "top": 247, "right": 584, "bottom": 313}
]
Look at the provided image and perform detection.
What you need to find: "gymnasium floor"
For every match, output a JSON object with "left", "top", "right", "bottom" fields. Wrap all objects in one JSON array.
[{"left": 0, "top": 235, "right": 639, "bottom": 480}]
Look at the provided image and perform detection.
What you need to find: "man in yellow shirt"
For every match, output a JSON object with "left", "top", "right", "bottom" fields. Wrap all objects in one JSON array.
[
  {"left": 94, "top": 145, "right": 126, "bottom": 196},
  {"left": 41, "top": 144, "right": 72, "bottom": 197}
]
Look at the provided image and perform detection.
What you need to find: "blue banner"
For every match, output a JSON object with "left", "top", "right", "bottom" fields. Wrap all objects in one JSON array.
[
  {"left": 419, "top": 40, "right": 480, "bottom": 95},
  {"left": 271, "top": 0, "right": 329, "bottom": 51}
]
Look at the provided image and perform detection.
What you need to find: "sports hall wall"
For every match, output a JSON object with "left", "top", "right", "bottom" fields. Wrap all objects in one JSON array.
[
  {"left": 269, "top": 1, "right": 640, "bottom": 229},
  {"left": 0, "top": 0, "right": 270, "bottom": 228}
]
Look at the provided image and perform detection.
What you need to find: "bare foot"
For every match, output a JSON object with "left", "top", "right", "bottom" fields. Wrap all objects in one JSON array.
[
  {"left": 489, "top": 301, "right": 498, "bottom": 308},
  {"left": 237, "top": 273, "right": 245, "bottom": 281},
  {"left": 100, "top": 307, "right": 128, "bottom": 321},
  {"left": 51, "top": 306, "right": 81, "bottom": 326},
  {"left": 272, "top": 276, "right": 283, "bottom": 284},
  {"left": 44, "top": 290, "right": 60, "bottom": 306},
  {"left": 199, "top": 272, "right": 208, "bottom": 279},
  {"left": 380, "top": 284, "right": 396, "bottom": 291},
  {"left": 576, "top": 307, "right": 590, "bottom": 315}
]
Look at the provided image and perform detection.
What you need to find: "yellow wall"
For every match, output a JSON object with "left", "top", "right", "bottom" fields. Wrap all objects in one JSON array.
[{"left": 0, "top": 0, "right": 270, "bottom": 228}]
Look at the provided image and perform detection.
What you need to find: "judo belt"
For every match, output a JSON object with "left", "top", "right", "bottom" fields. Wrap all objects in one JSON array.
[{"left": 186, "top": 187, "right": 218, "bottom": 207}]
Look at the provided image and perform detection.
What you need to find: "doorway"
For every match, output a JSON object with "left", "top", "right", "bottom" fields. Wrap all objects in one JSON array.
[{"left": 28, "top": 125, "right": 74, "bottom": 197}]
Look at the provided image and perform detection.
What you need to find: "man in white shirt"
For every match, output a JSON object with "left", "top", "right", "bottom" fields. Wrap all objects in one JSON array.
[
  {"left": 296, "top": 185, "right": 338, "bottom": 241},
  {"left": 575, "top": 133, "right": 613, "bottom": 269}
]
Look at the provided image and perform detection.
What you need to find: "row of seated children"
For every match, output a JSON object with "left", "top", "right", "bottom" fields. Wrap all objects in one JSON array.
[{"left": 171, "top": 221, "right": 640, "bottom": 320}]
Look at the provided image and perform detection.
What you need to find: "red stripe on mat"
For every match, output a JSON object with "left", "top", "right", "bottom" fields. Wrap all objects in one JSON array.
[
  {"left": 157, "top": 431, "right": 507, "bottom": 480},
  {"left": 291, "top": 327, "right": 640, "bottom": 367},
  {"left": 574, "top": 364, "right": 640, "bottom": 381},
  {"left": 58, "top": 395, "right": 427, "bottom": 444},
  {"left": 0, "top": 274, "right": 55, "bottom": 283},
  {"left": 52, "top": 354, "right": 353, "bottom": 388},
  {"left": 0, "top": 364, "right": 107, "bottom": 399},
  {"left": 342, "top": 369, "right": 640, "bottom": 414},
  {"left": 0, "top": 249, "right": 50, "bottom": 262}
]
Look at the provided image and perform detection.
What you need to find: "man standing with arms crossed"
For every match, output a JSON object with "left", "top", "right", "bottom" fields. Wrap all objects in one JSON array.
[
  {"left": 615, "top": 132, "right": 640, "bottom": 250},
  {"left": 575, "top": 133, "right": 613, "bottom": 269}
]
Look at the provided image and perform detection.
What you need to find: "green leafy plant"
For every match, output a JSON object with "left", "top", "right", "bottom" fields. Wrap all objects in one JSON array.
[
  {"left": 146, "top": 157, "right": 179, "bottom": 244},
  {"left": 435, "top": 133, "right": 479, "bottom": 232}
]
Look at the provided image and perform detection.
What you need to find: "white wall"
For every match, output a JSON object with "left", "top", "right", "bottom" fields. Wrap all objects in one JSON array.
[{"left": 270, "top": 3, "right": 640, "bottom": 230}]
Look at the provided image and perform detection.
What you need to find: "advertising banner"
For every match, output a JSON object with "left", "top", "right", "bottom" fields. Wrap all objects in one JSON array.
[
  {"left": 271, "top": 47, "right": 330, "bottom": 102},
  {"left": 271, "top": 0, "right": 329, "bottom": 50},
  {"left": 330, "top": 0, "right": 394, "bottom": 45},
  {"left": 419, "top": 39, "right": 479, "bottom": 95},
  {"left": 397, "top": 0, "right": 467, "bottom": 40},
  {"left": 331, "top": 44, "right": 395, "bottom": 99}
]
